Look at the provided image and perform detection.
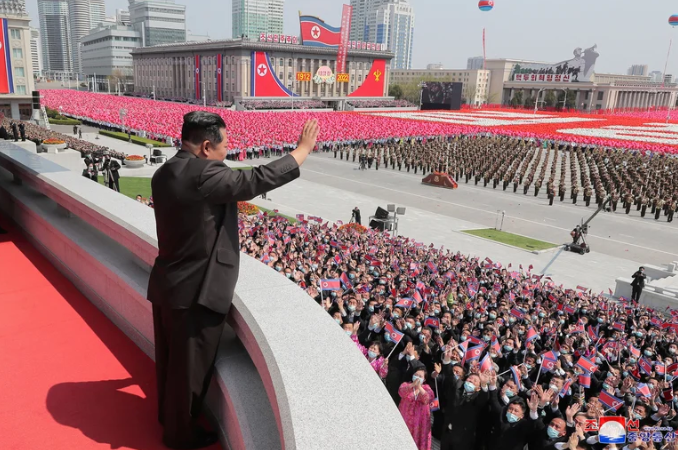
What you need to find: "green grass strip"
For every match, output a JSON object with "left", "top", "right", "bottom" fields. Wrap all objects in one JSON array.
[{"left": 462, "top": 228, "right": 557, "bottom": 251}]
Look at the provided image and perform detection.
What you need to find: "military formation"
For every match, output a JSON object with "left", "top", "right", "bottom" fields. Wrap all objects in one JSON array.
[{"left": 327, "top": 135, "right": 678, "bottom": 223}]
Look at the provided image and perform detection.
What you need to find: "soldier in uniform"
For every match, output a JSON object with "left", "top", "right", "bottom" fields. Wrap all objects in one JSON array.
[
  {"left": 584, "top": 185, "right": 593, "bottom": 207},
  {"left": 624, "top": 191, "right": 634, "bottom": 214},
  {"left": 534, "top": 178, "right": 542, "bottom": 197},
  {"left": 669, "top": 199, "right": 676, "bottom": 223},
  {"left": 548, "top": 183, "right": 555, "bottom": 206},
  {"left": 559, "top": 183, "right": 566, "bottom": 202},
  {"left": 572, "top": 184, "right": 579, "bottom": 205},
  {"left": 655, "top": 197, "right": 664, "bottom": 220},
  {"left": 641, "top": 195, "right": 648, "bottom": 218},
  {"left": 610, "top": 190, "right": 619, "bottom": 212}
]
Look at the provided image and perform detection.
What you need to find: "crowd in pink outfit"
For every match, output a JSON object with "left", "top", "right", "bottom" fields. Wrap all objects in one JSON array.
[{"left": 42, "top": 90, "right": 678, "bottom": 157}]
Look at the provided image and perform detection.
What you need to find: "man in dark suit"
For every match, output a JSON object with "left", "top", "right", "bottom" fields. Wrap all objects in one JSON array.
[
  {"left": 147, "top": 111, "right": 319, "bottom": 449},
  {"left": 631, "top": 266, "right": 646, "bottom": 302}
]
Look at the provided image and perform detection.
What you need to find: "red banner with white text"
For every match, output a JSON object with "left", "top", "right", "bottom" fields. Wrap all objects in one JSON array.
[{"left": 337, "top": 5, "right": 352, "bottom": 74}]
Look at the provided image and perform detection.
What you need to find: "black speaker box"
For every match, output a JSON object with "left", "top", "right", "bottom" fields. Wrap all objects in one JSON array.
[{"left": 374, "top": 206, "right": 389, "bottom": 220}]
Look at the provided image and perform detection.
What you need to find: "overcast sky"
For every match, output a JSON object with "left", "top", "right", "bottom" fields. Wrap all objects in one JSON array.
[{"left": 24, "top": 0, "right": 678, "bottom": 76}]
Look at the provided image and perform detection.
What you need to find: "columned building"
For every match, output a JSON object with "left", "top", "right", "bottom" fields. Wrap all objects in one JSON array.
[
  {"left": 485, "top": 58, "right": 678, "bottom": 111},
  {"left": 0, "top": 4, "right": 36, "bottom": 119},
  {"left": 132, "top": 38, "right": 393, "bottom": 106}
]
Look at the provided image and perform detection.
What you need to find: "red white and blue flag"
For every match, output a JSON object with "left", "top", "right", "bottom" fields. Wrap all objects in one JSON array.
[
  {"left": 429, "top": 397, "right": 440, "bottom": 412},
  {"left": 194, "top": 55, "right": 201, "bottom": 100},
  {"left": 599, "top": 391, "right": 624, "bottom": 411},
  {"left": 510, "top": 307, "right": 525, "bottom": 320},
  {"left": 424, "top": 316, "right": 440, "bottom": 329},
  {"left": 216, "top": 54, "right": 223, "bottom": 102},
  {"left": 638, "top": 357, "right": 653, "bottom": 376},
  {"left": 525, "top": 326, "right": 539, "bottom": 343},
  {"left": 340, "top": 272, "right": 353, "bottom": 290},
  {"left": 510, "top": 366, "right": 522, "bottom": 391},
  {"left": 479, "top": 353, "right": 493, "bottom": 372},
  {"left": 629, "top": 346, "right": 641, "bottom": 359},
  {"left": 384, "top": 322, "right": 404, "bottom": 344},
  {"left": 578, "top": 371, "right": 591, "bottom": 388},
  {"left": 636, "top": 383, "right": 652, "bottom": 398},
  {"left": 251, "top": 51, "right": 297, "bottom": 97},
  {"left": 299, "top": 15, "right": 342, "bottom": 47},
  {"left": 395, "top": 298, "right": 415, "bottom": 309},
  {"left": 0, "top": 19, "right": 13, "bottom": 94},
  {"left": 559, "top": 378, "right": 572, "bottom": 398},
  {"left": 464, "top": 345, "right": 484, "bottom": 363},
  {"left": 319, "top": 279, "right": 341, "bottom": 291},
  {"left": 576, "top": 356, "right": 597, "bottom": 373}
]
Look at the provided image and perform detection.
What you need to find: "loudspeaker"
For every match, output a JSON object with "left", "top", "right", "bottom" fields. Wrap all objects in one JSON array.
[
  {"left": 152, "top": 149, "right": 163, "bottom": 156},
  {"left": 370, "top": 219, "right": 385, "bottom": 231},
  {"left": 32, "top": 91, "right": 40, "bottom": 109},
  {"left": 374, "top": 206, "right": 389, "bottom": 220}
]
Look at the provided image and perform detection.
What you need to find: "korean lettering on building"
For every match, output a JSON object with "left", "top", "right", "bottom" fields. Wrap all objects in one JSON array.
[{"left": 514, "top": 73, "right": 572, "bottom": 83}]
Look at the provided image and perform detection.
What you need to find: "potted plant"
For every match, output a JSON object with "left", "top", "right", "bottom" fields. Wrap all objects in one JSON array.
[
  {"left": 41, "top": 138, "right": 68, "bottom": 153},
  {"left": 124, "top": 154, "right": 145, "bottom": 168}
]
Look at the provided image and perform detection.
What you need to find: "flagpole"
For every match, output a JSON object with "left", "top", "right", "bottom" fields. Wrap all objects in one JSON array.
[
  {"left": 534, "top": 359, "right": 544, "bottom": 386},
  {"left": 319, "top": 280, "right": 324, "bottom": 307},
  {"left": 498, "top": 363, "right": 525, "bottom": 377}
]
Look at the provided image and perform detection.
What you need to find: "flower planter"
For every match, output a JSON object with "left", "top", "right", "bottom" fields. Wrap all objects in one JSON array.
[
  {"left": 124, "top": 159, "right": 145, "bottom": 168},
  {"left": 41, "top": 142, "right": 68, "bottom": 154},
  {"left": 422, "top": 172, "right": 458, "bottom": 190}
]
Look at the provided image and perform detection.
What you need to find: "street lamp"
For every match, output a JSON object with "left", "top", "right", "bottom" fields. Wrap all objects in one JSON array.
[
  {"left": 386, "top": 204, "right": 406, "bottom": 236},
  {"left": 533, "top": 88, "right": 545, "bottom": 115}
]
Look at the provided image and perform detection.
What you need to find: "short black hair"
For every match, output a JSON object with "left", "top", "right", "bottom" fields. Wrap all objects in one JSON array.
[{"left": 181, "top": 111, "right": 226, "bottom": 146}]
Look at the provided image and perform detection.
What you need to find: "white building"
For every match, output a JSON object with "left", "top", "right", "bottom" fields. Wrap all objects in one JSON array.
[
  {"left": 467, "top": 56, "right": 484, "bottom": 70},
  {"left": 30, "top": 27, "right": 42, "bottom": 77},
  {"left": 68, "top": 0, "right": 105, "bottom": 75},
  {"left": 426, "top": 63, "right": 442, "bottom": 70},
  {"left": 231, "top": 0, "right": 284, "bottom": 39},
  {"left": 649, "top": 70, "right": 663, "bottom": 83},
  {"left": 81, "top": 23, "right": 141, "bottom": 92},
  {"left": 187, "top": 30, "right": 210, "bottom": 43},
  {"left": 390, "top": 68, "right": 490, "bottom": 105},
  {"left": 363, "top": 0, "right": 415, "bottom": 70},
  {"left": 0, "top": 3, "right": 37, "bottom": 119},
  {"left": 627, "top": 64, "right": 648, "bottom": 76},
  {"left": 484, "top": 58, "right": 678, "bottom": 111},
  {"left": 116, "top": 9, "right": 130, "bottom": 25},
  {"left": 37, "top": 0, "right": 73, "bottom": 76},
  {"left": 128, "top": 0, "right": 186, "bottom": 47}
]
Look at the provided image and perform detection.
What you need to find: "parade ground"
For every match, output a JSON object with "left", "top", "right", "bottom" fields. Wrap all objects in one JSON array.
[{"left": 58, "top": 127, "right": 678, "bottom": 293}]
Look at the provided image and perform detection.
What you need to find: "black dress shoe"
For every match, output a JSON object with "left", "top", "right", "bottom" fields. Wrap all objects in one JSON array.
[{"left": 163, "top": 430, "right": 218, "bottom": 450}]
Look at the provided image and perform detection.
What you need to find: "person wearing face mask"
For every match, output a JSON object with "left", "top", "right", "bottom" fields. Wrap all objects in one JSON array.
[
  {"left": 398, "top": 368, "right": 434, "bottom": 450},
  {"left": 488, "top": 379, "right": 541, "bottom": 450},
  {"left": 532, "top": 417, "right": 570, "bottom": 450},
  {"left": 434, "top": 369, "right": 489, "bottom": 450},
  {"left": 350, "top": 335, "right": 389, "bottom": 379}
]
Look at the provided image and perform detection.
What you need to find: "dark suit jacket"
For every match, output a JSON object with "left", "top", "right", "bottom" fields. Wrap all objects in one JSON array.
[
  {"left": 631, "top": 271, "right": 646, "bottom": 288},
  {"left": 147, "top": 151, "right": 300, "bottom": 314}
]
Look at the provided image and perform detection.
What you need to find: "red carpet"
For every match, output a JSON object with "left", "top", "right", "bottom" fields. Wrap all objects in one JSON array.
[{"left": 0, "top": 215, "right": 220, "bottom": 450}]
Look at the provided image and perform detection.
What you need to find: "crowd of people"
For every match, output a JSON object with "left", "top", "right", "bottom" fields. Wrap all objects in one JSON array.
[
  {"left": 235, "top": 208, "right": 678, "bottom": 450},
  {"left": 0, "top": 117, "right": 119, "bottom": 158},
  {"left": 328, "top": 135, "right": 678, "bottom": 223},
  {"left": 239, "top": 99, "right": 327, "bottom": 110},
  {"left": 348, "top": 99, "right": 416, "bottom": 108}
]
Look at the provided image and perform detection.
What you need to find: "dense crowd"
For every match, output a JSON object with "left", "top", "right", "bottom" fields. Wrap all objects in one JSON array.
[
  {"left": 1, "top": 118, "right": 118, "bottom": 158},
  {"left": 239, "top": 99, "right": 327, "bottom": 110},
  {"left": 348, "top": 99, "right": 417, "bottom": 108},
  {"left": 328, "top": 135, "right": 678, "bottom": 223},
  {"left": 236, "top": 208, "right": 678, "bottom": 450}
]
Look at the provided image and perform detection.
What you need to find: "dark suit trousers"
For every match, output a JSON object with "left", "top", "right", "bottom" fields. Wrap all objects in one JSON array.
[
  {"left": 153, "top": 304, "right": 226, "bottom": 445},
  {"left": 632, "top": 285, "right": 643, "bottom": 302}
]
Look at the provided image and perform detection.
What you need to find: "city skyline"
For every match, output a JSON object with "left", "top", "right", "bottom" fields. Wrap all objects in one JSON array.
[{"left": 23, "top": 0, "right": 678, "bottom": 76}]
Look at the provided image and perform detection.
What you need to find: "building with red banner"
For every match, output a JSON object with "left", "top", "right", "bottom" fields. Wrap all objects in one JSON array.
[{"left": 132, "top": 37, "right": 393, "bottom": 109}]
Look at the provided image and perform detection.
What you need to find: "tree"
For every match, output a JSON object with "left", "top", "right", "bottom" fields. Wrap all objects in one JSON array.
[
  {"left": 389, "top": 84, "right": 404, "bottom": 99},
  {"left": 524, "top": 95, "right": 536, "bottom": 108},
  {"left": 463, "top": 84, "right": 478, "bottom": 105},
  {"left": 557, "top": 90, "right": 577, "bottom": 109},
  {"left": 544, "top": 91, "right": 556, "bottom": 107},
  {"left": 510, "top": 90, "right": 524, "bottom": 108}
]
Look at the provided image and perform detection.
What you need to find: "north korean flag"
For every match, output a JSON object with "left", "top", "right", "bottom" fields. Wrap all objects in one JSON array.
[
  {"left": 629, "top": 346, "right": 641, "bottom": 359},
  {"left": 612, "top": 322, "right": 625, "bottom": 332},
  {"left": 587, "top": 325, "right": 599, "bottom": 341},
  {"left": 510, "top": 366, "right": 522, "bottom": 391},
  {"left": 636, "top": 383, "right": 652, "bottom": 398},
  {"left": 429, "top": 397, "right": 440, "bottom": 412},
  {"left": 599, "top": 391, "right": 624, "bottom": 411},
  {"left": 479, "top": 353, "right": 493, "bottom": 372},
  {"left": 541, "top": 358, "right": 556, "bottom": 373},
  {"left": 464, "top": 345, "right": 484, "bottom": 363},
  {"left": 319, "top": 279, "right": 341, "bottom": 291},
  {"left": 395, "top": 298, "right": 414, "bottom": 309},
  {"left": 638, "top": 357, "right": 653, "bottom": 376},
  {"left": 510, "top": 307, "right": 525, "bottom": 320},
  {"left": 423, "top": 316, "right": 440, "bottom": 329},
  {"left": 383, "top": 322, "right": 404, "bottom": 344},
  {"left": 564, "top": 305, "right": 576, "bottom": 315},
  {"left": 663, "top": 388, "right": 674, "bottom": 402},
  {"left": 413, "top": 290, "right": 424, "bottom": 305},
  {"left": 299, "top": 15, "right": 342, "bottom": 47},
  {"left": 576, "top": 356, "right": 597, "bottom": 373},
  {"left": 525, "top": 326, "right": 539, "bottom": 343},
  {"left": 541, "top": 350, "right": 560, "bottom": 362},
  {"left": 340, "top": 272, "right": 352, "bottom": 290},
  {"left": 427, "top": 261, "right": 438, "bottom": 273},
  {"left": 491, "top": 335, "right": 502, "bottom": 354},
  {"left": 578, "top": 371, "right": 591, "bottom": 388},
  {"left": 668, "top": 362, "right": 678, "bottom": 377},
  {"left": 334, "top": 254, "right": 342, "bottom": 265},
  {"left": 559, "top": 378, "right": 572, "bottom": 398},
  {"left": 655, "top": 362, "right": 666, "bottom": 376},
  {"left": 416, "top": 280, "right": 426, "bottom": 292}
]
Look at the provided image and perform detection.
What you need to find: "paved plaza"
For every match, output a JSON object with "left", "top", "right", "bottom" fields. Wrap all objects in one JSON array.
[{"left": 42, "top": 132, "right": 678, "bottom": 293}]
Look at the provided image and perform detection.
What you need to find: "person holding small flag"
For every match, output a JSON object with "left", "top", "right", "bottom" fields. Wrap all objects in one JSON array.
[{"left": 398, "top": 367, "right": 435, "bottom": 450}]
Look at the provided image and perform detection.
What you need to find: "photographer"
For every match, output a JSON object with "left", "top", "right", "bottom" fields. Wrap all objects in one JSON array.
[{"left": 351, "top": 207, "right": 361, "bottom": 225}]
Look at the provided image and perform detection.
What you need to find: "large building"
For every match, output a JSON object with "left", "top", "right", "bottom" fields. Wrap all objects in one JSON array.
[
  {"left": 0, "top": 2, "right": 37, "bottom": 119},
  {"left": 627, "top": 64, "right": 648, "bottom": 77},
  {"left": 128, "top": 0, "right": 185, "bottom": 47},
  {"left": 467, "top": 56, "right": 484, "bottom": 70},
  {"left": 390, "top": 68, "right": 490, "bottom": 105},
  {"left": 231, "top": 0, "right": 284, "bottom": 39},
  {"left": 37, "top": 0, "right": 72, "bottom": 76},
  {"left": 81, "top": 23, "right": 141, "bottom": 92},
  {"left": 132, "top": 38, "right": 393, "bottom": 107},
  {"left": 649, "top": 70, "right": 663, "bottom": 83},
  {"left": 68, "top": 0, "right": 105, "bottom": 75},
  {"left": 350, "top": 0, "right": 415, "bottom": 70},
  {"left": 30, "top": 26, "right": 42, "bottom": 77},
  {"left": 116, "top": 9, "right": 130, "bottom": 25},
  {"left": 484, "top": 48, "right": 678, "bottom": 110}
]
